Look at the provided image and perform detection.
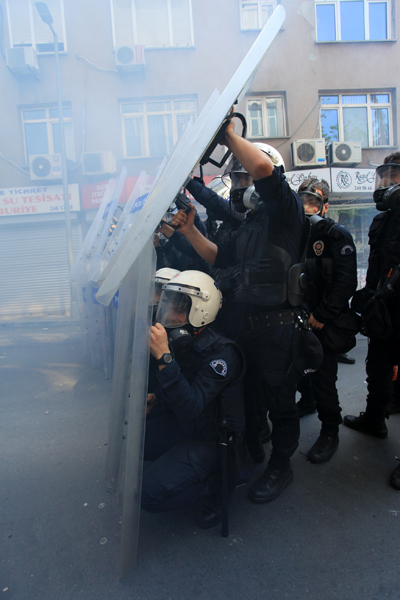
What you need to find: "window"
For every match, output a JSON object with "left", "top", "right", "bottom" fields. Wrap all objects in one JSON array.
[
  {"left": 6, "top": 0, "right": 67, "bottom": 53},
  {"left": 316, "top": 0, "right": 391, "bottom": 42},
  {"left": 110, "top": 0, "right": 194, "bottom": 49},
  {"left": 240, "top": 1, "right": 278, "bottom": 30},
  {"left": 246, "top": 95, "right": 286, "bottom": 138},
  {"left": 22, "top": 105, "right": 75, "bottom": 162},
  {"left": 121, "top": 98, "right": 197, "bottom": 158},
  {"left": 320, "top": 93, "right": 392, "bottom": 147}
]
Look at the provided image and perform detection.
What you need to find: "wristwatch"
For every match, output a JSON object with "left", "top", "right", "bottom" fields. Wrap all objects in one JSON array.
[{"left": 156, "top": 353, "right": 173, "bottom": 366}]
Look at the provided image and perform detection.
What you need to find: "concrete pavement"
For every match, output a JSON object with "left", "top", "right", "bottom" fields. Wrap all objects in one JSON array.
[{"left": 1, "top": 326, "right": 400, "bottom": 600}]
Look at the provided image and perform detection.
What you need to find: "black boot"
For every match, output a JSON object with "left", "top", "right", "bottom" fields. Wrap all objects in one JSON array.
[
  {"left": 337, "top": 353, "right": 355, "bottom": 364},
  {"left": 343, "top": 412, "right": 388, "bottom": 439},
  {"left": 248, "top": 463, "right": 293, "bottom": 504},
  {"left": 389, "top": 464, "right": 400, "bottom": 491},
  {"left": 307, "top": 431, "right": 339, "bottom": 463}
]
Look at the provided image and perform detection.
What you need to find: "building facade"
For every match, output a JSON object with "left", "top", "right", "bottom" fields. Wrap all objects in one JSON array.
[{"left": 0, "top": 0, "right": 398, "bottom": 316}]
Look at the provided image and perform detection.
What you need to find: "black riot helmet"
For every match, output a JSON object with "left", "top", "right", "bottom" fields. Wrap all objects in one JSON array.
[{"left": 373, "top": 161, "right": 400, "bottom": 211}]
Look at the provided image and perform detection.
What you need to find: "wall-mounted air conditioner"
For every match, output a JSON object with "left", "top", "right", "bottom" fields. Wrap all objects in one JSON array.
[
  {"left": 328, "top": 141, "right": 362, "bottom": 166},
  {"left": 6, "top": 47, "right": 39, "bottom": 77},
  {"left": 291, "top": 139, "right": 326, "bottom": 168},
  {"left": 29, "top": 154, "right": 62, "bottom": 181},
  {"left": 82, "top": 152, "right": 117, "bottom": 175},
  {"left": 115, "top": 45, "right": 145, "bottom": 72}
]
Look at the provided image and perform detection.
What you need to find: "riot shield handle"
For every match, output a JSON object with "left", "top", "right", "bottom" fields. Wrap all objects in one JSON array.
[{"left": 200, "top": 112, "right": 247, "bottom": 169}]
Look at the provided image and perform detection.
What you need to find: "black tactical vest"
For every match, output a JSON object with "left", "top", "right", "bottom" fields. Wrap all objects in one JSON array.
[
  {"left": 233, "top": 212, "right": 295, "bottom": 307},
  {"left": 367, "top": 211, "right": 400, "bottom": 290},
  {"left": 305, "top": 217, "right": 336, "bottom": 308}
]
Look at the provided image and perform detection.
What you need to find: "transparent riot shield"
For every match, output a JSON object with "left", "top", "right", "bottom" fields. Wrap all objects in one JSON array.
[
  {"left": 69, "top": 178, "right": 117, "bottom": 286},
  {"left": 88, "top": 167, "right": 128, "bottom": 284},
  {"left": 96, "top": 5, "right": 286, "bottom": 307},
  {"left": 98, "top": 5, "right": 285, "bottom": 577},
  {"left": 105, "top": 237, "right": 155, "bottom": 576},
  {"left": 91, "top": 159, "right": 166, "bottom": 284}
]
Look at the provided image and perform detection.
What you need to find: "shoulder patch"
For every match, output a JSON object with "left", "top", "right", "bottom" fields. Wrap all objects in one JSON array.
[
  {"left": 313, "top": 240, "right": 324, "bottom": 256},
  {"left": 341, "top": 244, "right": 355, "bottom": 256},
  {"left": 210, "top": 359, "right": 228, "bottom": 377}
]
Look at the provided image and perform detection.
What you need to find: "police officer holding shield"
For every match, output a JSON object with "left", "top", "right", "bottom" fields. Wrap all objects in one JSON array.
[
  {"left": 143, "top": 270, "right": 252, "bottom": 528},
  {"left": 172, "top": 119, "right": 308, "bottom": 504}
]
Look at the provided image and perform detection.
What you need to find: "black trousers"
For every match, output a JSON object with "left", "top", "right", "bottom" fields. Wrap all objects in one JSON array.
[
  {"left": 365, "top": 330, "right": 400, "bottom": 421},
  {"left": 298, "top": 350, "right": 342, "bottom": 432},
  {"left": 238, "top": 323, "right": 299, "bottom": 470},
  {"left": 141, "top": 411, "right": 218, "bottom": 513}
]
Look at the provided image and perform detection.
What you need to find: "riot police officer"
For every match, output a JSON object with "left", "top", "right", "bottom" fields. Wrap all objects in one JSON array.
[
  {"left": 344, "top": 152, "right": 400, "bottom": 489},
  {"left": 297, "top": 177, "right": 357, "bottom": 463},
  {"left": 171, "top": 119, "right": 309, "bottom": 504},
  {"left": 142, "top": 270, "right": 252, "bottom": 527}
]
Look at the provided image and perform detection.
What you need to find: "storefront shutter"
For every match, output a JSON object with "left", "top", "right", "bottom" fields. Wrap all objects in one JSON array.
[{"left": 0, "top": 221, "right": 81, "bottom": 317}]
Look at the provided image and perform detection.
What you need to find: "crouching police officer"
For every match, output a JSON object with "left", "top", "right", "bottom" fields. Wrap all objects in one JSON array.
[
  {"left": 297, "top": 177, "right": 357, "bottom": 463},
  {"left": 344, "top": 153, "right": 400, "bottom": 489},
  {"left": 142, "top": 270, "right": 253, "bottom": 528}
]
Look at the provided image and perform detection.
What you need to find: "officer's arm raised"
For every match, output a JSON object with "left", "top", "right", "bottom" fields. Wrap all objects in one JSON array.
[
  {"left": 171, "top": 205, "right": 218, "bottom": 266},
  {"left": 223, "top": 120, "right": 274, "bottom": 180}
]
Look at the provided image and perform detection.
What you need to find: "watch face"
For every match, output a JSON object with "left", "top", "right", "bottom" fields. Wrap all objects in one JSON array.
[{"left": 164, "top": 353, "right": 173, "bottom": 364}]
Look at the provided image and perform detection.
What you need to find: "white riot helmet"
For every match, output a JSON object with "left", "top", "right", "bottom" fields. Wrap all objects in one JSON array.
[
  {"left": 206, "top": 175, "right": 231, "bottom": 199},
  {"left": 224, "top": 143, "right": 285, "bottom": 212},
  {"left": 154, "top": 268, "right": 180, "bottom": 306},
  {"left": 156, "top": 270, "right": 223, "bottom": 329}
]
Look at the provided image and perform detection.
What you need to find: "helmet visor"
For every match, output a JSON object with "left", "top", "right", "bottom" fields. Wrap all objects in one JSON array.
[
  {"left": 153, "top": 281, "right": 163, "bottom": 306},
  {"left": 375, "top": 163, "right": 400, "bottom": 190},
  {"left": 156, "top": 290, "right": 191, "bottom": 328},
  {"left": 230, "top": 171, "right": 253, "bottom": 192},
  {"left": 299, "top": 191, "right": 324, "bottom": 216}
]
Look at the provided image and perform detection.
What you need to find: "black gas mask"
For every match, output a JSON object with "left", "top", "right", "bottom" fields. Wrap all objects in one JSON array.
[
  {"left": 299, "top": 189, "right": 325, "bottom": 217},
  {"left": 231, "top": 186, "right": 263, "bottom": 213},
  {"left": 373, "top": 163, "right": 400, "bottom": 211},
  {"left": 167, "top": 327, "right": 195, "bottom": 357}
]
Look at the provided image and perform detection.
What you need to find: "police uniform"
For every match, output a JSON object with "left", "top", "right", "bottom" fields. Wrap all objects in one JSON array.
[
  {"left": 351, "top": 210, "right": 400, "bottom": 422},
  {"left": 142, "top": 327, "right": 251, "bottom": 513},
  {"left": 299, "top": 217, "right": 357, "bottom": 433},
  {"left": 186, "top": 178, "right": 245, "bottom": 335},
  {"left": 211, "top": 167, "right": 308, "bottom": 474}
]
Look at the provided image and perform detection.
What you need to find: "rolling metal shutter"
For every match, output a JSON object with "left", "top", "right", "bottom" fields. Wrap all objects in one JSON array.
[{"left": 0, "top": 221, "right": 81, "bottom": 317}]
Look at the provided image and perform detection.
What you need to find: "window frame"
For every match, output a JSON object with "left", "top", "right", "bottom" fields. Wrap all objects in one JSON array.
[
  {"left": 319, "top": 91, "right": 394, "bottom": 148},
  {"left": 120, "top": 96, "right": 198, "bottom": 159},
  {"left": 110, "top": 0, "right": 194, "bottom": 50},
  {"left": 245, "top": 94, "right": 287, "bottom": 139},
  {"left": 240, "top": 0, "right": 278, "bottom": 31},
  {"left": 21, "top": 103, "right": 75, "bottom": 163},
  {"left": 6, "top": 0, "right": 68, "bottom": 54},
  {"left": 315, "top": 0, "right": 392, "bottom": 42}
]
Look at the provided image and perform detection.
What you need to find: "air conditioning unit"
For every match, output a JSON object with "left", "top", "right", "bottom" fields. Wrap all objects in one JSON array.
[
  {"left": 82, "top": 151, "right": 117, "bottom": 175},
  {"left": 29, "top": 154, "right": 62, "bottom": 181},
  {"left": 6, "top": 47, "right": 39, "bottom": 77},
  {"left": 291, "top": 139, "right": 327, "bottom": 168},
  {"left": 328, "top": 141, "right": 362, "bottom": 166},
  {"left": 115, "top": 45, "right": 145, "bottom": 72}
]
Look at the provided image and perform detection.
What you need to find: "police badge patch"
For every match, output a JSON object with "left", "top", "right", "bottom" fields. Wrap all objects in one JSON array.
[
  {"left": 313, "top": 240, "right": 324, "bottom": 256},
  {"left": 210, "top": 359, "right": 228, "bottom": 377},
  {"left": 341, "top": 245, "right": 355, "bottom": 255}
]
